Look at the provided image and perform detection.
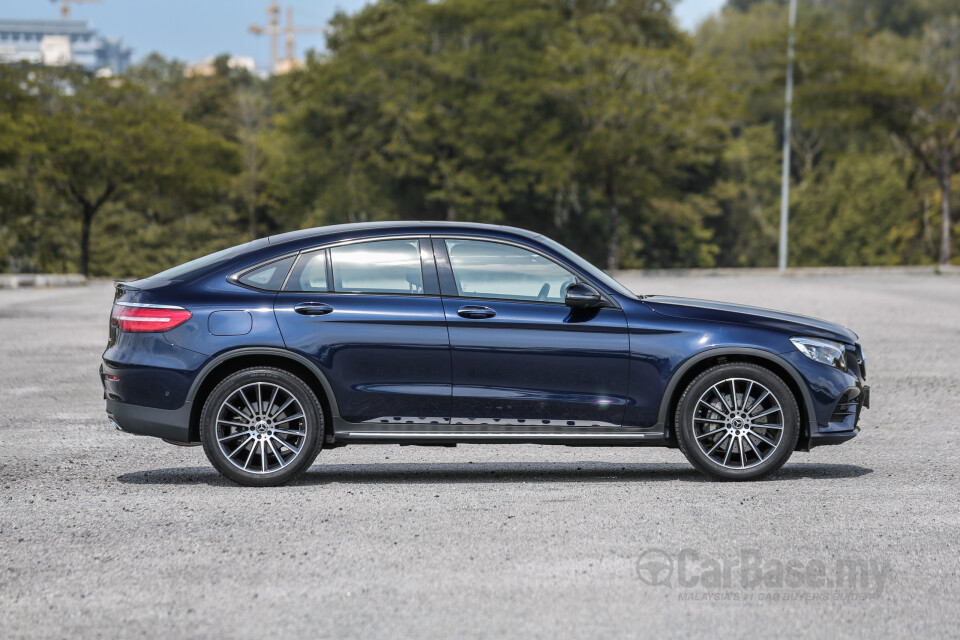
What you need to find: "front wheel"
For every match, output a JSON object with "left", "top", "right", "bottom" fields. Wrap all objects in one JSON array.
[
  {"left": 200, "top": 367, "right": 324, "bottom": 486},
  {"left": 675, "top": 362, "right": 800, "bottom": 480}
]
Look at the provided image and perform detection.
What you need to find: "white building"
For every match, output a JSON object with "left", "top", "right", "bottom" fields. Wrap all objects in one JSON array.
[
  {"left": 0, "top": 19, "right": 131, "bottom": 74},
  {"left": 186, "top": 55, "right": 257, "bottom": 77}
]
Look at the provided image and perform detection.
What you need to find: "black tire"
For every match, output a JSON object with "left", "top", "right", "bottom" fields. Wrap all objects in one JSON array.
[
  {"left": 199, "top": 367, "right": 324, "bottom": 487},
  {"left": 675, "top": 362, "right": 800, "bottom": 481}
]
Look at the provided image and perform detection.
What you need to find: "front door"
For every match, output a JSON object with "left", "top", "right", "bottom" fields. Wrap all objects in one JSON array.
[
  {"left": 436, "top": 238, "right": 630, "bottom": 429},
  {"left": 274, "top": 237, "right": 451, "bottom": 425}
]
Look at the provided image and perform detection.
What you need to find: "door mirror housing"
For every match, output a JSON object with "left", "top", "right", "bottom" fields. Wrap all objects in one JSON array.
[{"left": 564, "top": 282, "right": 604, "bottom": 309}]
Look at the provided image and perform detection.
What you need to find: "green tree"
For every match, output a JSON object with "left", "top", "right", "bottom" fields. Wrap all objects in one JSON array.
[
  {"left": 700, "top": 1, "right": 951, "bottom": 267},
  {"left": 0, "top": 66, "right": 34, "bottom": 270},
  {"left": 3, "top": 0, "right": 957, "bottom": 275},
  {"left": 27, "top": 69, "right": 240, "bottom": 276},
  {"left": 274, "top": 0, "right": 723, "bottom": 269},
  {"left": 790, "top": 151, "right": 914, "bottom": 265},
  {"left": 274, "top": 0, "right": 576, "bottom": 226},
  {"left": 851, "top": 18, "right": 960, "bottom": 264}
]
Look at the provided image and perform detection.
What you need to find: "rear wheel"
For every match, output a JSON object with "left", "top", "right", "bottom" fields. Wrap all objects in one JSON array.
[
  {"left": 675, "top": 362, "right": 800, "bottom": 480},
  {"left": 200, "top": 367, "right": 324, "bottom": 486}
]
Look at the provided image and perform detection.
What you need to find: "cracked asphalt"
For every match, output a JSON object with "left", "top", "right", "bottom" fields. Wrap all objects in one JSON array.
[{"left": 1, "top": 272, "right": 958, "bottom": 639}]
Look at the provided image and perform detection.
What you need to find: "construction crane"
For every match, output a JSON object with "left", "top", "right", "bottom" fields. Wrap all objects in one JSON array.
[
  {"left": 51, "top": 0, "right": 102, "bottom": 20},
  {"left": 249, "top": 0, "right": 281, "bottom": 72},
  {"left": 249, "top": 1, "right": 324, "bottom": 73}
]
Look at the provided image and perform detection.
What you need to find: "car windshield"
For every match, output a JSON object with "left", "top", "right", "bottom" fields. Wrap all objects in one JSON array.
[
  {"left": 149, "top": 242, "right": 254, "bottom": 281},
  {"left": 536, "top": 235, "right": 639, "bottom": 299}
]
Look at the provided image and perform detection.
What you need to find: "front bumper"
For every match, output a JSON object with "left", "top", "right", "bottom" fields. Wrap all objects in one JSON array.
[
  {"left": 782, "top": 343, "right": 869, "bottom": 450},
  {"left": 807, "top": 380, "right": 869, "bottom": 449}
]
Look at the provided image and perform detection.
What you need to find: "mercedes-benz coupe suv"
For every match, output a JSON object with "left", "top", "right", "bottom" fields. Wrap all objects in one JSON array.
[{"left": 101, "top": 222, "right": 868, "bottom": 486}]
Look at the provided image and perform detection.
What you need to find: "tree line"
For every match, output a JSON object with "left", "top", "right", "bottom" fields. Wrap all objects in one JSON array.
[{"left": 0, "top": 0, "right": 957, "bottom": 277}]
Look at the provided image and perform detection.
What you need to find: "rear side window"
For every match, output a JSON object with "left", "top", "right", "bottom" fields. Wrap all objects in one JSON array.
[
  {"left": 237, "top": 256, "right": 295, "bottom": 291},
  {"left": 284, "top": 249, "right": 329, "bottom": 292},
  {"left": 330, "top": 239, "right": 423, "bottom": 294}
]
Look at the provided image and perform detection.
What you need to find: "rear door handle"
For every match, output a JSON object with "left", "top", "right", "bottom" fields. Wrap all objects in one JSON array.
[
  {"left": 294, "top": 302, "right": 334, "bottom": 316},
  {"left": 457, "top": 305, "right": 496, "bottom": 319}
]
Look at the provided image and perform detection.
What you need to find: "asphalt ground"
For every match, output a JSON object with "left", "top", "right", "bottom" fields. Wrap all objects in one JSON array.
[{"left": 1, "top": 272, "right": 958, "bottom": 638}]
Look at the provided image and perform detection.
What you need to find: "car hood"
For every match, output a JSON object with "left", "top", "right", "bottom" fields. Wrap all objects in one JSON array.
[{"left": 642, "top": 296, "right": 858, "bottom": 345}]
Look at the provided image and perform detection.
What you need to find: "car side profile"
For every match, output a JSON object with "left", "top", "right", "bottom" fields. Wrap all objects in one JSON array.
[{"left": 101, "top": 222, "right": 869, "bottom": 486}]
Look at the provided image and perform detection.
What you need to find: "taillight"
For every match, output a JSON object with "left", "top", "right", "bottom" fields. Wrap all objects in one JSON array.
[{"left": 111, "top": 304, "right": 192, "bottom": 333}]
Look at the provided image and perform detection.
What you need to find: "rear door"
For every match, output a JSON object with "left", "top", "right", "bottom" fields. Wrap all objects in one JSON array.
[
  {"left": 435, "top": 237, "right": 630, "bottom": 429},
  {"left": 274, "top": 237, "right": 451, "bottom": 425}
]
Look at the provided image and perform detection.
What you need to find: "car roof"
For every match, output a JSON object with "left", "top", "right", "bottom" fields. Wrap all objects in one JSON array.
[{"left": 267, "top": 221, "right": 542, "bottom": 247}]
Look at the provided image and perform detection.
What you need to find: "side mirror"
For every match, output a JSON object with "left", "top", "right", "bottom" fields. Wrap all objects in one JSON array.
[{"left": 564, "top": 282, "right": 603, "bottom": 309}]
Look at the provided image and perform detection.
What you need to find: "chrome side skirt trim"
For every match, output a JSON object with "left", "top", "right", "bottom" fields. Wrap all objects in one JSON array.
[
  {"left": 329, "top": 417, "right": 668, "bottom": 444},
  {"left": 339, "top": 431, "right": 661, "bottom": 442},
  {"left": 360, "top": 416, "right": 620, "bottom": 428}
]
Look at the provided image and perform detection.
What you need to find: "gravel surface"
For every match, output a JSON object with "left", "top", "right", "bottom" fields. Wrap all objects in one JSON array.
[{"left": 1, "top": 273, "right": 958, "bottom": 639}]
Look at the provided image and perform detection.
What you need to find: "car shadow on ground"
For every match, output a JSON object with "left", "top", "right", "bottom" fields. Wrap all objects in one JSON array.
[{"left": 116, "top": 461, "right": 873, "bottom": 487}]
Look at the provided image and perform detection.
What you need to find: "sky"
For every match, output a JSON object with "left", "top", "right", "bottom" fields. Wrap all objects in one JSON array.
[{"left": 0, "top": 0, "right": 727, "bottom": 70}]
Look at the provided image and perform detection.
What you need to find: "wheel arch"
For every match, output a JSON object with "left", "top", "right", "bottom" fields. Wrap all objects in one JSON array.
[
  {"left": 658, "top": 347, "right": 817, "bottom": 451},
  {"left": 186, "top": 348, "right": 339, "bottom": 443}
]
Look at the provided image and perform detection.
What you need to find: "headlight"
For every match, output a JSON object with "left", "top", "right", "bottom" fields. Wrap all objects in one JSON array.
[{"left": 790, "top": 337, "right": 847, "bottom": 371}]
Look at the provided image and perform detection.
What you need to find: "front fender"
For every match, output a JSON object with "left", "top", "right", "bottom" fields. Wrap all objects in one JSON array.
[{"left": 655, "top": 347, "right": 819, "bottom": 443}]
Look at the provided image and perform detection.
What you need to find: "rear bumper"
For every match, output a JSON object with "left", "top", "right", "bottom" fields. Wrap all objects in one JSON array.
[
  {"left": 106, "top": 398, "right": 194, "bottom": 443},
  {"left": 100, "top": 355, "right": 199, "bottom": 444}
]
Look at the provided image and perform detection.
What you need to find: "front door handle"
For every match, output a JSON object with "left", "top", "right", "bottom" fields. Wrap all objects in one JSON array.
[
  {"left": 294, "top": 302, "right": 334, "bottom": 316},
  {"left": 457, "top": 305, "right": 496, "bottom": 319}
]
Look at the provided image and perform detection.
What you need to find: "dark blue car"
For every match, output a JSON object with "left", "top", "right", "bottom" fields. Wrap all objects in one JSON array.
[{"left": 102, "top": 222, "right": 868, "bottom": 485}]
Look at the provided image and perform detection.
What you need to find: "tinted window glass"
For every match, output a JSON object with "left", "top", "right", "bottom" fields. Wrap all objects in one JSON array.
[
  {"left": 444, "top": 239, "right": 576, "bottom": 303},
  {"left": 331, "top": 239, "right": 423, "bottom": 294},
  {"left": 537, "top": 235, "right": 637, "bottom": 299},
  {"left": 285, "top": 249, "right": 329, "bottom": 292},
  {"left": 149, "top": 241, "right": 255, "bottom": 282},
  {"left": 238, "top": 256, "right": 295, "bottom": 291}
]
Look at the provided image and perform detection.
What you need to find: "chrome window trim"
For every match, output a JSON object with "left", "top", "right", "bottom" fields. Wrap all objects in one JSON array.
[
  {"left": 226, "top": 232, "right": 617, "bottom": 307},
  {"left": 306, "top": 233, "right": 431, "bottom": 250}
]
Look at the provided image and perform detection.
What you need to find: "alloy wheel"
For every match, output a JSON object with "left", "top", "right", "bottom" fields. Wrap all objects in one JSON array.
[
  {"left": 214, "top": 382, "right": 308, "bottom": 474},
  {"left": 692, "top": 377, "right": 784, "bottom": 470}
]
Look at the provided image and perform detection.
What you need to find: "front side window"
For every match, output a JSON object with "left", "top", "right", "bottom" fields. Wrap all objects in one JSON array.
[
  {"left": 444, "top": 239, "right": 576, "bottom": 303},
  {"left": 330, "top": 239, "right": 424, "bottom": 294}
]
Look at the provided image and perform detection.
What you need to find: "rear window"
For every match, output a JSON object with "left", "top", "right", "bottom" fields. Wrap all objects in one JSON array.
[{"left": 149, "top": 242, "right": 255, "bottom": 282}]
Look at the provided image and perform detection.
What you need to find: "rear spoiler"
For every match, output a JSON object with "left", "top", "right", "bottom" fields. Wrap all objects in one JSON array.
[{"left": 113, "top": 281, "right": 140, "bottom": 303}]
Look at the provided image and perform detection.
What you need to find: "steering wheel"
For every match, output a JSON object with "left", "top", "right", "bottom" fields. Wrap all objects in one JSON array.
[{"left": 537, "top": 283, "right": 550, "bottom": 301}]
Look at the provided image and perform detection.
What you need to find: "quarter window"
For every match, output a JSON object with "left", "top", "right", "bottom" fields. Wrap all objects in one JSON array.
[
  {"left": 237, "top": 256, "right": 295, "bottom": 291},
  {"left": 330, "top": 239, "right": 424, "bottom": 294},
  {"left": 444, "top": 239, "right": 576, "bottom": 303}
]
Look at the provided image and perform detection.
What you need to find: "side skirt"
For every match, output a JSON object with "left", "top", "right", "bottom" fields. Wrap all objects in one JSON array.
[{"left": 329, "top": 419, "right": 666, "bottom": 447}]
